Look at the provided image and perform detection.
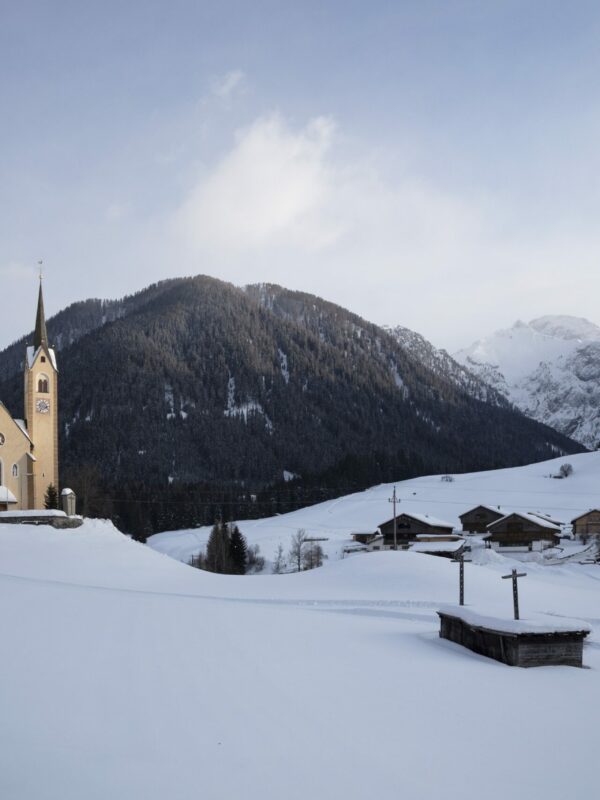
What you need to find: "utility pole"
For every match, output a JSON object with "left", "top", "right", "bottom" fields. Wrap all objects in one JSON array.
[{"left": 388, "top": 486, "right": 398, "bottom": 550}]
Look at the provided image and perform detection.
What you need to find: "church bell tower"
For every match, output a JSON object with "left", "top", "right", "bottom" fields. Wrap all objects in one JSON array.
[{"left": 24, "top": 280, "right": 59, "bottom": 508}]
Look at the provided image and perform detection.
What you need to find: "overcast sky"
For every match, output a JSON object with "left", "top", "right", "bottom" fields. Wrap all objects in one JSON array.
[{"left": 2, "top": 0, "right": 600, "bottom": 351}]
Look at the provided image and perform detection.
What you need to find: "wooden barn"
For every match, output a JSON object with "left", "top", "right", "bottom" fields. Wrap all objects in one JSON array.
[
  {"left": 459, "top": 505, "right": 505, "bottom": 533},
  {"left": 377, "top": 512, "right": 454, "bottom": 546},
  {"left": 486, "top": 512, "right": 560, "bottom": 550},
  {"left": 571, "top": 509, "right": 600, "bottom": 537}
]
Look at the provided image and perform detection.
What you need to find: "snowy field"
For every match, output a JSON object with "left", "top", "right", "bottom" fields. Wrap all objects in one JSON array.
[
  {"left": 148, "top": 450, "right": 600, "bottom": 567},
  {"left": 1, "top": 516, "right": 599, "bottom": 799}
]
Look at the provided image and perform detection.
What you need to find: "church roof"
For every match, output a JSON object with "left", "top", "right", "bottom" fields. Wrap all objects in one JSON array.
[
  {"left": 26, "top": 345, "right": 57, "bottom": 372},
  {"left": 34, "top": 282, "right": 48, "bottom": 349},
  {"left": 0, "top": 402, "right": 32, "bottom": 443}
]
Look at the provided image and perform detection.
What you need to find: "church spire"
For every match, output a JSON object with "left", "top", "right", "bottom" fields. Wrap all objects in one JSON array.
[{"left": 33, "top": 274, "right": 48, "bottom": 349}]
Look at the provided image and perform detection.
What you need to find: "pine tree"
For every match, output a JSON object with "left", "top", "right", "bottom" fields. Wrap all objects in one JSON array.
[
  {"left": 229, "top": 525, "right": 248, "bottom": 575},
  {"left": 206, "top": 522, "right": 232, "bottom": 573},
  {"left": 44, "top": 483, "right": 59, "bottom": 510}
]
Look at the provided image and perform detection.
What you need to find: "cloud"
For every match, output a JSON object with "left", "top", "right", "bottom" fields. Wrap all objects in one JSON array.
[
  {"left": 210, "top": 70, "right": 246, "bottom": 100},
  {"left": 173, "top": 114, "right": 342, "bottom": 252}
]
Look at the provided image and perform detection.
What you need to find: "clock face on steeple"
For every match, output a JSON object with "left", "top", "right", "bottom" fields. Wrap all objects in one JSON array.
[{"left": 36, "top": 398, "right": 51, "bottom": 414}]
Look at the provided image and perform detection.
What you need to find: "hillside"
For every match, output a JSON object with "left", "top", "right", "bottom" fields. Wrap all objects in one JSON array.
[
  {"left": 0, "top": 517, "right": 598, "bottom": 799},
  {"left": 0, "top": 276, "right": 583, "bottom": 535},
  {"left": 455, "top": 315, "right": 600, "bottom": 448},
  {"left": 149, "top": 450, "right": 600, "bottom": 566}
]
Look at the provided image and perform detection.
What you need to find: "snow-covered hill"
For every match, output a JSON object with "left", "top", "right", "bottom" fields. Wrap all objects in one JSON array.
[
  {"left": 1, "top": 516, "right": 599, "bottom": 799},
  {"left": 454, "top": 315, "right": 600, "bottom": 448},
  {"left": 148, "top": 450, "right": 600, "bottom": 568}
]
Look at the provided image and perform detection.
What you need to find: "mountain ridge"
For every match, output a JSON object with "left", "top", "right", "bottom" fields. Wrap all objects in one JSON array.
[
  {"left": 455, "top": 314, "right": 600, "bottom": 448},
  {"left": 0, "top": 277, "right": 584, "bottom": 534}
]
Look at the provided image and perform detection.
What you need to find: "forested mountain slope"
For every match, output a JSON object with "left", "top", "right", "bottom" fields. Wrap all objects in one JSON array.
[{"left": 0, "top": 276, "right": 584, "bottom": 534}]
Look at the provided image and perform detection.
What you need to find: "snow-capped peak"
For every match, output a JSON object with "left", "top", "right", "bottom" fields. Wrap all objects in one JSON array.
[{"left": 454, "top": 315, "right": 600, "bottom": 449}]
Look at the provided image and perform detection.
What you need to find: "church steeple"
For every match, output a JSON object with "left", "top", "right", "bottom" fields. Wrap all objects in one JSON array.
[{"left": 33, "top": 279, "right": 48, "bottom": 349}]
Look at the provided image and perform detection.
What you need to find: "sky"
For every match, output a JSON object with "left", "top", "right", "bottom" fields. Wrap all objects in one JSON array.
[{"left": 2, "top": 0, "right": 600, "bottom": 351}]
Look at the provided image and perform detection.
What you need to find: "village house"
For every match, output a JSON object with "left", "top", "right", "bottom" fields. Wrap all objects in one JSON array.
[
  {"left": 459, "top": 504, "right": 505, "bottom": 533},
  {"left": 486, "top": 512, "right": 560, "bottom": 551},
  {"left": 571, "top": 509, "right": 600, "bottom": 538},
  {"left": 377, "top": 512, "right": 455, "bottom": 547}
]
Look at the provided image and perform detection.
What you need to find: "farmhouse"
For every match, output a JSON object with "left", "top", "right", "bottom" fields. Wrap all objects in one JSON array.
[
  {"left": 459, "top": 505, "right": 505, "bottom": 533},
  {"left": 486, "top": 512, "right": 560, "bottom": 550},
  {"left": 378, "top": 512, "right": 455, "bottom": 546},
  {"left": 571, "top": 509, "right": 600, "bottom": 537}
]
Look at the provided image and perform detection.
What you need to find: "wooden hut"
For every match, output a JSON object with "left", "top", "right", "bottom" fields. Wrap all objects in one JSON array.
[
  {"left": 571, "top": 509, "right": 600, "bottom": 537},
  {"left": 486, "top": 512, "right": 560, "bottom": 550},
  {"left": 459, "top": 505, "right": 505, "bottom": 533},
  {"left": 377, "top": 512, "right": 454, "bottom": 547}
]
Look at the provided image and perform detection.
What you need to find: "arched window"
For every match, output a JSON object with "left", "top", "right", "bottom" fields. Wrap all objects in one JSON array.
[
  {"left": 37, "top": 374, "right": 49, "bottom": 393},
  {"left": 12, "top": 464, "right": 18, "bottom": 478}
]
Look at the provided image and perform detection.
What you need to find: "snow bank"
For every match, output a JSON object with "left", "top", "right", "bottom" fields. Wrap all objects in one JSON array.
[{"left": 1, "top": 521, "right": 599, "bottom": 800}]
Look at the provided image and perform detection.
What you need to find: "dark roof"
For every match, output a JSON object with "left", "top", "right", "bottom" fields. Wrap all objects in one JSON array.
[
  {"left": 378, "top": 512, "right": 454, "bottom": 530},
  {"left": 458, "top": 504, "right": 505, "bottom": 519},
  {"left": 33, "top": 282, "right": 48, "bottom": 349}
]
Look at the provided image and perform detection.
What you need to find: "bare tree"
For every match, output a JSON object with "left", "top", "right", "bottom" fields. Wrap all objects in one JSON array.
[
  {"left": 303, "top": 542, "right": 324, "bottom": 570},
  {"left": 289, "top": 529, "right": 308, "bottom": 572},
  {"left": 272, "top": 543, "right": 286, "bottom": 574},
  {"left": 559, "top": 463, "right": 573, "bottom": 478}
]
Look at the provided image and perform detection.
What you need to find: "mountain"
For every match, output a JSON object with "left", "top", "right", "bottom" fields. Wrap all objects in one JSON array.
[
  {"left": 0, "top": 277, "right": 583, "bottom": 535},
  {"left": 455, "top": 315, "right": 600, "bottom": 449}
]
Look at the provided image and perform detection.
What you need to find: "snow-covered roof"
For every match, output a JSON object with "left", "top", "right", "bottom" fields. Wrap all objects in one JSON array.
[
  {"left": 61, "top": 488, "right": 75, "bottom": 496},
  {"left": 0, "top": 486, "right": 17, "bottom": 504},
  {"left": 378, "top": 511, "right": 454, "bottom": 530},
  {"left": 411, "top": 540, "right": 464, "bottom": 553},
  {"left": 26, "top": 345, "right": 58, "bottom": 372},
  {"left": 487, "top": 511, "right": 561, "bottom": 531},
  {"left": 571, "top": 508, "right": 600, "bottom": 524},
  {"left": 438, "top": 604, "right": 591, "bottom": 635},
  {"left": 13, "top": 418, "right": 32, "bottom": 443},
  {"left": 528, "top": 511, "right": 563, "bottom": 526}
]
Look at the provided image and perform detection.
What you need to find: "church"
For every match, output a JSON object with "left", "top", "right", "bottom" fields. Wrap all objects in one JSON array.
[{"left": 0, "top": 283, "right": 59, "bottom": 511}]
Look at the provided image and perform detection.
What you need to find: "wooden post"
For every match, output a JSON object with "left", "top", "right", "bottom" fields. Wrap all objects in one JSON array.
[{"left": 502, "top": 568, "right": 527, "bottom": 620}]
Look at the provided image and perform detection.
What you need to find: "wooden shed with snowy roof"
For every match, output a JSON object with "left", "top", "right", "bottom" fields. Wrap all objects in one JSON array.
[
  {"left": 459, "top": 505, "right": 505, "bottom": 533},
  {"left": 377, "top": 512, "right": 454, "bottom": 546},
  {"left": 571, "top": 509, "right": 600, "bottom": 537},
  {"left": 486, "top": 512, "right": 560, "bottom": 549}
]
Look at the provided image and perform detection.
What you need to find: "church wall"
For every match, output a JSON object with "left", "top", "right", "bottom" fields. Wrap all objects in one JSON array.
[
  {"left": 25, "top": 350, "right": 59, "bottom": 508},
  {"left": 0, "top": 405, "right": 31, "bottom": 510}
]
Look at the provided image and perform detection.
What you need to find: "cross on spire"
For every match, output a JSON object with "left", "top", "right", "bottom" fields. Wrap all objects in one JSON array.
[{"left": 33, "top": 263, "right": 48, "bottom": 349}]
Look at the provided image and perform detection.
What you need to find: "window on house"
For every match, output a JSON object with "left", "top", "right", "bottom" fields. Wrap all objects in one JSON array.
[
  {"left": 12, "top": 464, "right": 18, "bottom": 478},
  {"left": 41, "top": 356, "right": 46, "bottom": 363},
  {"left": 38, "top": 375, "right": 49, "bottom": 393}
]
